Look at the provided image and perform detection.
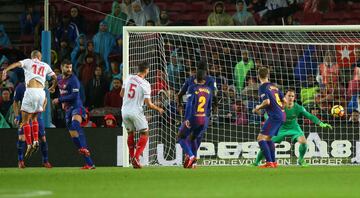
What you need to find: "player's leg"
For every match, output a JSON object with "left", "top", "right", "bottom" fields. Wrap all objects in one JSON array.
[
  {"left": 17, "top": 127, "right": 26, "bottom": 168},
  {"left": 177, "top": 122, "right": 193, "bottom": 159},
  {"left": 131, "top": 113, "right": 150, "bottom": 168},
  {"left": 122, "top": 114, "right": 136, "bottom": 160},
  {"left": 296, "top": 135, "right": 308, "bottom": 166},
  {"left": 257, "top": 120, "right": 274, "bottom": 164},
  {"left": 67, "top": 108, "right": 95, "bottom": 169},
  {"left": 30, "top": 113, "right": 39, "bottom": 151},
  {"left": 254, "top": 132, "right": 285, "bottom": 166},
  {"left": 21, "top": 111, "right": 34, "bottom": 158},
  {"left": 38, "top": 115, "right": 52, "bottom": 168}
]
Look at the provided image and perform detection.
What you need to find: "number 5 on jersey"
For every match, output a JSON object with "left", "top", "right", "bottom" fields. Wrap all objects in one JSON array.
[{"left": 128, "top": 83, "right": 137, "bottom": 99}]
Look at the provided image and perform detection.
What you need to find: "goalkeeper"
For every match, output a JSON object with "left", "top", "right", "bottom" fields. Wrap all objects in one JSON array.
[{"left": 253, "top": 89, "right": 332, "bottom": 166}]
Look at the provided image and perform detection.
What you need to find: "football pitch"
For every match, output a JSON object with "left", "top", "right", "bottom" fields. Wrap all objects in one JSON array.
[{"left": 0, "top": 166, "right": 359, "bottom": 198}]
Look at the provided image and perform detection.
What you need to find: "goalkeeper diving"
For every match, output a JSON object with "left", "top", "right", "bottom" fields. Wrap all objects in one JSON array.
[{"left": 253, "top": 89, "right": 333, "bottom": 166}]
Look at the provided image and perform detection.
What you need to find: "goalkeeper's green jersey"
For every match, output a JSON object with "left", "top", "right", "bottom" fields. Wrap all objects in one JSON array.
[{"left": 282, "top": 103, "right": 321, "bottom": 129}]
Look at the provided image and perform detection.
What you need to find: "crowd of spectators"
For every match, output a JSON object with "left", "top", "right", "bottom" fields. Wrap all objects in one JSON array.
[{"left": 0, "top": 0, "right": 359, "bottom": 128}]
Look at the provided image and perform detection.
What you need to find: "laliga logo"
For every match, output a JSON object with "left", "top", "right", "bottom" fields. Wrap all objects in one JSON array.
[{"left": 117, "top": 133, "right": 360, "bottom": 166}]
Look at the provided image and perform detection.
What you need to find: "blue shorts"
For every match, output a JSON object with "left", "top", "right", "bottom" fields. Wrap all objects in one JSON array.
[
  {"left": 65, "top": 106, "right": 86, "bottom": 126},
  {"left": 261, "top": 118, "right": 283, "bottom": 137},
  {"left": 18, "top": 113, "right": 45, "bottom": 137},
  {"left": 178, "top": 117, "right": 209, "bottom": 139}
]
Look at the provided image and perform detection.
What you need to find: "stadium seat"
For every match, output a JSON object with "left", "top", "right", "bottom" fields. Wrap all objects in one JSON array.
[
  {"left": 188, "top": 2, "right": 206, "bottom": 12},
  {"left": 167, "top": 2, "right": 186, "bottom": 13}
]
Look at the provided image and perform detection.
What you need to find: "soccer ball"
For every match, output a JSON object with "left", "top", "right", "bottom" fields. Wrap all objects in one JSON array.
[{"left": 331, "top": 105, "right": 345, "bottom": 117}]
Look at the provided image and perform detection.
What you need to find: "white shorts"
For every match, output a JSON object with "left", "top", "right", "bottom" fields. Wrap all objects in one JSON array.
[
  {"left": 21, "top": 88, "right": 46, "bottom": 113},
  {"left": 122, "top": 111, "right": 148, "bottom": 132}
]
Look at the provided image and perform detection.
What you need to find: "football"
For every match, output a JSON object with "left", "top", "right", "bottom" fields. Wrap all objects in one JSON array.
[{"left": 331, "top": 105, "right": 345, "bottom": 117}]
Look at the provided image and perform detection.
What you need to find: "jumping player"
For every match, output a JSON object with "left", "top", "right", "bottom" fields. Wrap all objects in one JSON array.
[
  {"left": 2, "top": 50, "right": 57, "bottom": 158},
  {"left": 252, "top": 67, "right": 286, "bottom": 168},
  {"left": 52, "top": 60, "right": 95, "bottom": 170},
  {"left": 253, "top": 89, "right": 332, "bottom": 166},
  {"left": 121, "top": 61, "right": 164, "bottom": 169},
  {"left": 177, "top": 68, "right": 214, "bottom": 168},
  {"left": 13, "top": 82, "right": 52, "bottom": 168}
]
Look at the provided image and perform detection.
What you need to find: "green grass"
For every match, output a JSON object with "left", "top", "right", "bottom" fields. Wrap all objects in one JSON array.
[{"left": 0, "top": 166, "right": 360, "bottom": 198}]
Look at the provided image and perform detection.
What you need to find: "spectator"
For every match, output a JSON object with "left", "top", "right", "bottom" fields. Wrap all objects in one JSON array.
[
  {"left": 51, "top": 50, "right": 60, "bottom": 68},
  {"left": 218, "top": 83, "right": 236, "bottom": 123},
  {"left": 0, "top": 69, "right": 14, "bottom": 92},
  {"left": 109, "top": 35, "right": 123, "bottom": 63},
  {"left": 78, "top": 54, "right": 97, "bottom": 87},
  {"left": 301, "top": 75, "right": 319, "bottom": 107},
  {"left": 55, "top": 15, "right": 79, "bottom": 48},
  {"left": 262, "top": 0, "right": 291, "bottom": 24},
  {"left": 349, "top": 109, "right": 360, "bottom": 125},
  {"left": 104, "top": 114, "right": 117, "bottom": 128},
  {"left": 71, "top": 34, "right": 87, "bottom": 73},
  {"left": 57, "top": 38, "right": 72, "bottom": 63},
  {"left": 20, "top": 4, "right": 40, "bottom": 35},
  {"left": 128, "top": 1, "right": 148, "bottom": 26},
  {"left": 207, "top": 1, "right": 234, "bottom": 26},
  {"left": 233, "top": 1, "right": 256, "bottom": 25},
  {"left": 70, "top": 6, "right": 86, "bottom": 34},
  {"left": 347, "top": 48, "right": 360, "bottom": 96},
  {"left": 304, "top": 0, "right": 334, "bottom": 13},
  {"left": 104, "top": 78, "right": 122, "bottom": 108},
  {"left": 294, "top": 45, "right": 318, "bottom": 83},
  {"left": 152, "top": 69, "right": 168, "bottom": 96},
  {"left": 120, "top": 0, "right": 134, "bottom": 16},
  {"left": 78, "top": 41, "right": 101, "bottom": 66},
  {"left": 317, "top": 51, "right": 339, "bottom": 86},
  {"left": 146, "top": 20, "right": 155, "bottom": 26},
  {"left": 0, "top": 25, "right": 11, "bottom": 48},
  {"left": 81, "top": 108, "right": 97, "bottom": 128},
  {"left": 0, "top": 56, "right": 18, "bottom": 85},
  {"left": 0, "top": 88, "right": 12, "bottom": 117},
  {"left": 234, "top": 50, "right": 254, "bottom": 92},
  {"left": 108, "top": 60, "right": 122, "bottom": 81},
  {"left": 247, "top": 0, "right": 267, "bottom": 15},
  {"left": 233, "top": 100, "right": 248, "bottom": 125},
  {"left": 210, "top": 61, "right": 228, "bottom": 91},
  {"left": 347, "top": 95, "right": 359, "bottom": 114},
  {"left": 156, "top": 10, "right": 171, "bottom": 26},
  {"left": 140, "top": 0, "right": 160, "bottom": 23},
  {"left": 167, "top": 49, "right": 185, "bottom": 91},
  {"left": 85, "top": 66, "right": 109, "bottom": 109},
  {"left": 50, "top": 4, "right": 60, "bottom": 28},
  {"left": 92, "top": 21, "right": 116, "bottom": 73},
  {"left": 317, "top": 81, "right": 346, "bottom": 113},
  {"left": 105, "top": 1, "right": 128, "bottom": 36}
]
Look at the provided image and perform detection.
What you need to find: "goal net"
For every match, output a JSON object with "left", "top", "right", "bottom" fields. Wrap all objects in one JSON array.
[{"left": 122, "top": 26, "right": 360, "bottom": 166}]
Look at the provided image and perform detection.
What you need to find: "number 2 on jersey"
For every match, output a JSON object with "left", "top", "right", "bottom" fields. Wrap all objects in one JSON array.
[
  {"left": 32, "top": 64, "right": 45, "bottom": 77},
  {"left": 197, "top": 96, "right": 206, "bottom": 113},
  {"left": 128, "top": 83, "right": 137, "bottom": 99}
]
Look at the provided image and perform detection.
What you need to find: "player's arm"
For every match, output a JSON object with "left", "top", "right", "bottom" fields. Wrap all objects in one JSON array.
[
  {"left": 48, "top": 74, "right": 58, "bottom": 93},
  {"left": 12, "top": 100, "right": 21, "bottom": 125},
  {"left": 1, "top": 62, "right": 21, "bottom": 80},
  {"left": 143, "top": 83, "right": 164, "bottom": 114},
  {"left": 144, "top": 98, "right": 164, "bottom": 114},
  {"left": 120, "top": 88, "right": 125, "bottom": 97},
  {"left": 211, "top": 81, "right": 218, "bottom": 114},
  {"left": 300, "top": 106, "right": 332, "bottom": 129},
  {"left": 177, "top": 80, "right": 189, "bottom": 115}
]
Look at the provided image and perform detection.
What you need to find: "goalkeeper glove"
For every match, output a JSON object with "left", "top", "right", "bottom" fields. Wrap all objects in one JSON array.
[{"left": 319, "top": 122, "right": 333, "bottom": 130}]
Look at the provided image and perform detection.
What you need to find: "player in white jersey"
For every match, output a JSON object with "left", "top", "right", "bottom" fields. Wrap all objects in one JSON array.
[
  {"left": 2, "top": 50, "right": 57, "bottom": 158},
  {"left": 120, "top": 61, "right": 164, "bottom": 168}
]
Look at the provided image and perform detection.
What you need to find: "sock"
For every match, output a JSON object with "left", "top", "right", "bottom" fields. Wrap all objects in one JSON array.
[
  {"left": 258, "top": 140, "right": 272, "bottom": 163},
  {"left": 72, "top": 136, "right": 81, "bottom": 149},
  {"left": 83, "top": 156, "right": 94, "bottom": 166},
  {"left": 23, "top": 124, "right": 32, "bottom": 145},
  {"left": 267, "top": 140, "right": 276, "bottom": 163},
  {"left": 135, "top": 134, "right": 148, "bottom": 159},
  {"left": 178, "top": 138, "right": 194, "bottom": 157},
  {"left": 255, "top": 150, "right": 264, "bottom": 165},
  {"left": 31, "top": 121, "right": 39, "bottom": 142},
  {"left": 17, "top": 140, "right": 26, "bottom": 161},
  {"left": 127, "top": 133, "right": 135, "bottom": 158},
  {"left": 299, "top": 143, "right": 308, "bottom": 161},
  {"left": 40, "top": 141, "right": 49, "bottom": 163}
]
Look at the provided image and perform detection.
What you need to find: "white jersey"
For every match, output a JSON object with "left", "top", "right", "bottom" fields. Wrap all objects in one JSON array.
[
  {"left": 19, "top": 58, "right": 55, "bottom": 87},
  {"left": 121, "top": 74, "right": 151, "bottom": 113}
]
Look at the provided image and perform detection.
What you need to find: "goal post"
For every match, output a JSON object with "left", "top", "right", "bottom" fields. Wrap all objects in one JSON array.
[{"left": 121, "top": 25, "right": 360, "bottom": 167}]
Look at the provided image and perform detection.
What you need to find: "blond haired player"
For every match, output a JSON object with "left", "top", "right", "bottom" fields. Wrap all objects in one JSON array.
[
  {"left": 121, "top": 61, "right": 164, "bottom": 168},
  {"left": 2, "top": 50, "right": 57, "bottom": 158}
]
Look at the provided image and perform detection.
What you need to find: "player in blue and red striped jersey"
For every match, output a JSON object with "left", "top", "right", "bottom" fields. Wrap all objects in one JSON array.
[
  {"left": 177, "top": 61, "right": 217, "bottom": 167},
  {"left": 252, "top": 67, "right": 286, "bottom": 168},
  {"left": 13, "top": 83, "right": 52, "bottom": 168},
  {"left": 177, "top": 68, "right": 214, "bottom": 168},
  {"left": 52, "top": 59, "right": 95, "bottom": 170}
]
